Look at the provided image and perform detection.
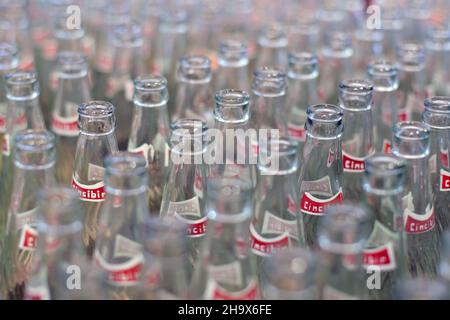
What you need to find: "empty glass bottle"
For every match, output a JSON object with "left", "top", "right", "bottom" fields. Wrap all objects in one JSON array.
[
  {"left": 339, "top": 79, "right": 374, "bottom": 201},
  {"left": 190, "top": 178, "right": 258, "bottom": 300},
  {"left": 362, "top": 154, "right": 408, "bottom": 299},
  {"left": 72, "top": 101, "right": 118, "bottom": 259},
  {"left": 317, "top": 203, "right": 372, "bottom": 300},
  {"left": 425, "top": 27, "right": 450, "bottom": 97},
  {"left": 298, "top": 104, "right": 344, "bottom": 248},
  {"left": 171, "top": 55, "right": 215, "bottom": 127},
  {"left": 318, "top": 31, "right": 353, "bottom": 104},
  {"left": 422, "top": 97, "right": 450, "bottom": 233},
  {"left": 2, "top": 129, "right": 57, "bottom": 300},
  {"left": 392, "top": 121, "right": 440, "bottom": 278},
  {"left": 352, "top": 29, "right": 383, "bottom": 79},
  {"left": 396, "top": 43, "right": 426, "bottom": 122},
  {"left": 94, "top": 152, "right": 148, "bottom": 300},
  {"left": 262, "top": 248, "right": 319, "bottom": 299},
  {"left": 0, "top": 72, "right": 45, "bottom": 237},
  {"left": 128, "top": 75, "right": 170, "bottom": 215},
  {"left": 254, "top": 22, "right": 288, "bottom": 71},
  {"left": 214, "top": 40, "right": 250, "bottom": 93},
  {"left": 51, "top": 52, "right": 91, "bottom": 186},
  {"left": 286, "top": 52, "right": 319, "bottom": 152},
  {"left": 368, "top": 60, "right": 399, "bottom": 154}
]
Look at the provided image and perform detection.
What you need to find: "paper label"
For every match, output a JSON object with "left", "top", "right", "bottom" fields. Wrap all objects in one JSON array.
[
  {"left": 404, "top": 205, "right": 435, "bottom": 234},
  {"left": 363, "top": 242, "right": 396, "bottom": 271},
  {"left": 287, "top": 122, "right": 306, "bottom": 142},
  {"left": 72, "top": 177, "right": 105, "bottom": 202},
  {"left": 342, "top": 151, "right": 370, "bottom": 173},
  {"left": 51, "top": 111, "right": 79, "bottom": 137},
  {"left": 250, "top": 223, "right": 290, "bottom": 256},
  {"left": 261, "top": 211, "right": 299, "bottom": 240},
  {"left": 95, "top": 252, "right": 144, "bottom": 287},
  {"left": 167, "top": 196, "right": 201, "bottom": 218},
  {"left": 441, "top": 169, "right": 450, "bottom": 191},
  {"left": 300, "top": 189, "right": 344, "bottom": 216},
  {"left": 15, "top": 208, "right": 38, "bottom": 231},
  {"left": 300, "top": 176, "right": 333, "bottom": 197},
  {"left": 204, "top": 279, "right": 258, "bottom": 300}
]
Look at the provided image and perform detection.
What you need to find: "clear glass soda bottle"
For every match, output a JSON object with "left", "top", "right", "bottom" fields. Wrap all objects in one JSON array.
[
  {"left": 286, "top": 52, "right": 319, "bottom": 153},
  {"left": 298, "top": 104, "right": 344, "bottom": 248},
  {"left": 339, "top": 79, "right": 374, "bottom": 201},
  {"left": 254, "top": 22, "right": 288, "bottom": 71},
  {"left": 190, "top": 178, "right": 258, "bottom": 300},
  {"left": 368, "top": 60, "right": 399, "bottom": 154},
  {"left": 72, "top": 101, "right": 118, "bottom": 259},
  {"left": 134, "top": 217, "right": 190, "bottom": 300},
  {"left": 214, "top": 40, "right": 250, "bottom": 93},
  {"left": 262, "top": 248, "right": 319, "bottom": 299},
  {"left": 128, "top": 75, "right": 170, "bottom": 215},
  {"left": 2, "top": 129, "right": 57, "bottom": 300},
  {"left": 362, "top": 153, "right": 408, "bottom": 300},
  {"left": 0, "top": 43, "right": 19, "bottom": 167},
  {"left": 51, "top": 52, "right": 91, "bottom": 186},
  {"left": 98, "top": 22, "right": 145, "bottom": 150},
  {"left": 422, "top": 97, "right": 450, "bottom": 233},
  {"left": 318, "top": 31, "right": 353, "bottom": 104},
  {"left": 25, "top": 188, "right": 101, "bottom": 300},
  {"left": 352, "top": 29, "right": 383, "bottom": 79},
  {"left": 425, "top": 26, "right": 450, "bottom": 97},
  {"left": 392, "top": 121, "right": 440, "bottom": 278},
  {"left": 160, "top": 118, "right": 209, "bottom": 278},
  {"left": 317, "top": 202, "right": 372, "bottom": 300},
  {"left": 94, "top": 152, "right": 148, "bottom": 300},
  {"left": 377, "top": 3, "right": 404, "bottom": 60},
  {"left": 287, "top": 15, "right": 320, "bottom": 53},
  {"left": 171, "top": 56, "right": 215, "bottom": 127},
  {"left": 396, "top": 43, "right": 426, "bottom": 122},
  {"left": 0, "top": 72, "right": 45, "bottom": 237}
]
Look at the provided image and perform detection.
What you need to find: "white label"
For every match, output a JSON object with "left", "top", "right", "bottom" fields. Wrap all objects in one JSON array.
[
  {"left": 250, "top": 223, "right": 290, "bottom": 256},
  {"left": 128, "top": 143, "right": 154, "bottom": 167},
  {"left": 208, "top": 261, "right": 243, "bottom": 287},
  {"left": 51, "top": 111, "right": 79, "bottom": 137},
  {"left": 300, "top": 176, "right": 333, "bottom": 197},
  {"left": 15, "top": 208, "right": 38, "bottom": 231},
  {"left": 18, "top": 224, "right": 39, "bottom": 251},
  {"left": 72, "top": 177, "right": 105, "bottom": 202},
  {"left": 167, "top": 196, "right": 201, "bottom": 218},
  {"left": 261, "top": 211, "right": 299, "bottom": 240},
  {"left": 300, "top": 188, "right": 344, "bottom": 216},
  {"left": 95, "top": 251, "right": 144, "bottom": 287},
  {"left": 113, "top": 234, "right": 142, "bottom": 259}
]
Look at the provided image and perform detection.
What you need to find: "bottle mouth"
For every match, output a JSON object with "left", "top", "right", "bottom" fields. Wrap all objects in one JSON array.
[
  {"left": 288, "top": 52, "right": 318, "bottom": 78},
  {"left": 218, "top": 39, "right": 248, "bottom": 65},
  {"left": 0, "top": 42, "right": 19, "bottom": 71},
  {"left": 215, "top": 89, "right": 250, "bottom": 106},
  {"left": 56, "top": 51, "right": 88, "bottom": 75},
  {"left": 112, "top": 22, "right": 143, "bottom": 48},
  {"left": 307, "top": 104, "right": 344, "bottom": 123},
  {"left": 253, "top": 66, "right": 285, "bottom": 81},
  {"left": 259, "top": 23, "right": 288, "bottom": 47},
  {"left": 394, "top": 121, "right": 430, "bottom": 141},
  {"left": 322, "top": 31, "right": 353, "bottom": 56},
  {"left": 78, "top": 101, "right": 115, "bottom": 119},
  {"left": 252, "top": 67, "right": 287, "bottom": 96},
  {"left": 339, "top": 79, "right": 373, "bottom": 95},
  {"left": 15, "top": 129, "right": 55, "bottom": 153},
  {"left": 423, "top": 97, "right": 450, "bottom": 129},
  {"left": 134, "top": 75, "right": 167, "bottom": 91},
  {"left": 424, "top": 96, "right": 450, "bottom": 113},
  {"left": 396, "top": 43, "right": 425, "bottom": 67},
  {"left": 426, "top": 27, "right": 450, "bottom": 50},
  {"left": 368, "top": 60, "right": 398, "bottom": 91},
  {"left": 365, "top": 153, "right": 406, "bottom": 176},
  {"left": 179, "top": 55, "right": 212, "bottom": 82},
  {"left": 170, "top": 118, "right": 208, "bottom": 139},
  {"left": 105, "top": 152, "right": 147, "bottom": 177},
  {"left": 6, "top": 71, "right": 37, "bottom": 86}
]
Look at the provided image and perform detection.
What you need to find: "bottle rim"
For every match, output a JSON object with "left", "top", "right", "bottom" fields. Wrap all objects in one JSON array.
[
  {"left": 104, "top": 151, "right": 147, "bottom": 177},
  {"left": 339, "top": 79, "right": 373, "bottom": 95},
  {"left": 15, "top": 129, "right": 55, "bottom": 153},
  {"left": 215, "top": 89, "right": 250, "bottom": 106},
  {"left": 393, "top": 121, "right": 430, "bottom": 141},
  {"left": 368, "top": 60, "right": 398, "bottom": 78},
  {"left": 134, "top": 74, "right": 167, "bottom": 91},
  {"left": 306, "top": 104, "right": 344, "bottom": 123},
  {"left": 0, "top": 42, "right": 19, "bottom": 70},
  {"left": 78, "top": 101, "right": 115, "bottom": 119},
  {"left": 288, "top": 51, "right": 318, "bottom": 67},
  {"left": 424, "top": 96, "right": 450, "bottom": 114},
  {"left": 253, "top": 66, "right": 286, "bottom": 80},
  {"left": 112, "top": 21, "right": 143, "bottom": 48},
  {"left": 170, "top": 118, "right": 208, "bottom": 139},
  {"left": 364, "top": 153, "right": 406, "bottom": 176},
  {"left": 5, "top": 71, "right": 37, "bottom": 86}
]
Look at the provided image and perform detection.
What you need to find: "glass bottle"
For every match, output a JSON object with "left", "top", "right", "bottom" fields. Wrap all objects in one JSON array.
[
  {"left": 94, "top": 152, "right": 148, "bottom": 300},
  {"left": 190, "top": 178, "right": 258, "bottom": 300},
  {"left": 362, "top": 154, "right": 408, "bottom": 300},
  {"left": 127, "top": 75, "right": 170, "bottom": 215},
  {"left": 392, "top": 121, "right": 440, "bottom": 278},
  {"left": 51, "top": 52, "right": 91, "bottom": 186},
  {"left": 352, "top": 29, "right": 383, "bottom": 79},
  {"left": 98, "top": 22, "right": 145, "bottom": 150},
  {"left": 160, "top": 118, "right": 209, "bottom": 279},
  {"left": 319, "top": 31, "right": 353, "bottom": 104},
  {"left": 422, "top": 97, "right": 450, "bottom": 233},
  {"left": 317, "top": 202, "right": 372, "bottom": 300},
  {"left": 214, "top": 40, "right": 250, "bottom": 93},
  {"left": 378, "top": 3, "right": 404, "bottom": 60},
  {"left": 0, "top": 43, "right": 19, "bottom": 167},
  {"left": 298, "top": 104, "right": 344, "bottom": 248},
  {"left": 339, "top": 79, "right": 374, "bottom": 201},
  {"left": 171, "top": 55, "right": 215, "bottom": 127},
  {"left": 393, "top": 278, "right": 449, "bottom": 300},
  {"left": 368, "top": 60, "right": 399, "bottom": 154},
  {"left": 249, "top": 67, "right": 288, "bottom": 138},
  {"left": 25, "top": 188, "right": 103, "bottom": 300},
  {"left": 425, "top": 26, "right": 450, "bottom": 97},
  {"left": 2, "top": 129, "right": 57, "bottom": 300},
  {"left": 396, "top": 43, "right": 426, "bottom": 122},
  {"left": 262, "top": 248, "right": 319, "bottom": 299},
  {"left": 72, "top": 101, "right": 118, "bottom": 259},
  {"left": 286, "top": 52, "right": 319, "bottom": 153},
  {"left": 0, "top": 72, "right": 45, "bottom": 237},
  {"left": 287, "top": 15, "right": 320, "bottom": 54},
  {"left": 134, "top": 217, "right": 190, "bottom": 300},
  {"left": 254, "top": 22, "right": 288, "bottom": 71}
]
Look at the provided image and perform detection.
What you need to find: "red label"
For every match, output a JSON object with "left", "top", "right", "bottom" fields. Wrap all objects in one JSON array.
[
  {"left": 383, "top": 140, "right": 392, "bottom": 154},
  {"left": 72, "top": 177, "right": 105, "bottom": 202},
  {"left": 51, "top": 113, "right": 79, "bottom": 137},
  {"left": 287, "top": 123, "right": 306, "bottom": 142},
  {"left": 175, "top": 214, "right": 208, "bottom": 238},
  {"left": 249, "top": 224, "right": 290, "bottom": 256},
  {"left": 440, "top": 169, "right": 450, "bottom": 191},
  {"left": 96, "top": 54, "right": 113, "bottom": 72},
  {"left": 398, "top": 110, "right": 409, "bottom": 122},
  {"left": 342, "top": 151, "right": 368, "bottom": 172},
  {"left": 363, "top": 243, "right": 396, "bottom": 271},
  {"left": 300, "top": 189, "right": 344, "bottom": 216},
  {"left": 95, "top": 252, "right": 143, "bottom": 286},
  {"left": 19, "top": 225, "right": 39, "bottom": 251},
  {"left": 404, "top": 206, "right": 435, "bottom": 234},
  {"left": 441, "top": 149, "right": 449, "bottom": 168},
  {"left": 207, "top": 281, "right": 258, "bottom": 300}
]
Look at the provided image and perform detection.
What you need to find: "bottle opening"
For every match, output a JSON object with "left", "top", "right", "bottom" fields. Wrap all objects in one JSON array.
[
  {"left": 393, "top": 121, "right": 430, "bottom": 159},
  {"left": 259, "top": 23, "right": 288, "bottom": 48},
  {"left": 105, "top": 152, "right": 147, "bottom": 176},
  {"left": 179, "top": 55, "right": 212, "bottom": 82},
  {"left": 288, "top": 52, "right": 318, "bottom": 78},
  {"left": 15, "top": 129, "right": 55, "bottom": 153},
  {"left": 368, "top": 60, "right": 398, "bottom": 91},
  {"left": 0, "top": 42, "right": 19, "bottom": 71},
  {"left": 322, "top": 31, "right": 353, "bottom": 58},
  {"left": 78, "top": 101, "right": 115, "bottom": 135},
  {"left": 339, "top": 79, "right": 373, "bottom": 111},
  {"left": 396, "top": 43, "right": 425, "bottom": 69},
  {"left": 423, "top": 97, "right": 450, "bottom": 129},
  {"left": 252, "top": 67, "right": 286, "bottom": 97},
  {"left": 112, "top": 22, "right": 143, "bottom": 48},
  {"left": 307, "top": 104, "right": 343, "bottom": 123},
  {"left": 365, "top": 153, "right": 406, "bottom": 176},
  {"left": 6, "top": 71, "right": 39, "bottom": 99},
  {"left": 170, "top": 118, "right": 208, "bottom": 139}
]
